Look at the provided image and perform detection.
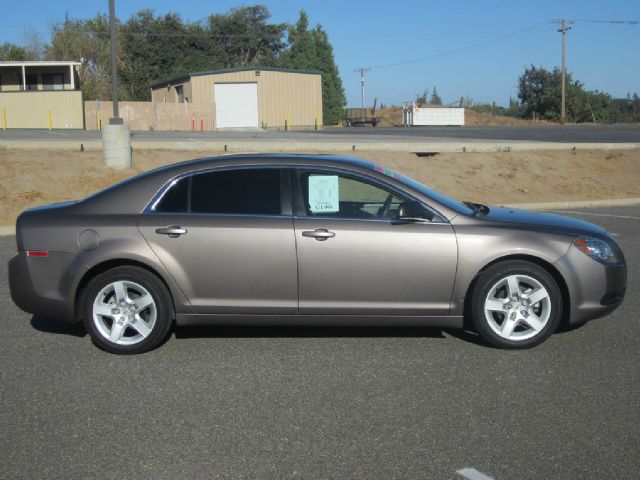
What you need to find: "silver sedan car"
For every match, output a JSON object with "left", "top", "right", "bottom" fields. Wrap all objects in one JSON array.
[{"left": 9, "top": 154, "right": 626, "bottom": 353}]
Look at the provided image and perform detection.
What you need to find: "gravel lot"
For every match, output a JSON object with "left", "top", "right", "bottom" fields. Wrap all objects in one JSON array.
[{"left": 1, "top": 206, "right": 638, "bottom": 480}]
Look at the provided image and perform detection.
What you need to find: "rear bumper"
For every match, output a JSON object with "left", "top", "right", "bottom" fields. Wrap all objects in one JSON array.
[{"left": 8, "top": 252, "right": 76, "bottom": 322}]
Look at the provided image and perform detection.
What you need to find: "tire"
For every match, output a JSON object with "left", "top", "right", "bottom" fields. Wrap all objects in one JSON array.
[
  {"left": 471, "top": 260, "right": 562, "bottom": 349},
  {"left": 82, "top": 266, "right": 174, "bottom": 354}
]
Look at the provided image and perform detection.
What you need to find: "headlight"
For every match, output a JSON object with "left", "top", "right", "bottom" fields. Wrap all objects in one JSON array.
[{"left": 573, "top": 236, "right": 621, "bottom": 265}]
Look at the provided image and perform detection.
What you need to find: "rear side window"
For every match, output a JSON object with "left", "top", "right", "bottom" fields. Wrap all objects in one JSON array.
[
  {"left": 191, "top": 169, "right": 281, "bottom": 215},
  {"left": 155, "top": 178, "right": 188, "bottom": 213}
]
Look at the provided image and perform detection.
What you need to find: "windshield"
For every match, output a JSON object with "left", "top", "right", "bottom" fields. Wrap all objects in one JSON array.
[{"left": 370, "top": 164, "right": 474, "bottom": 214}]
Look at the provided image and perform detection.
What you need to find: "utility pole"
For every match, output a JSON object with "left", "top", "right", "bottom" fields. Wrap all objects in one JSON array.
[
  {"left": 102, "top": 0, "right": 131, "bottom": 169},
  {"left": 354, "top": 67, "right": 371, "bottom": 109},
  {"left": 108, "top": 0, "right": 122, "bottom": 124},
  {"left": 553, "top": 19, "right": 574, "bottom": 124}
]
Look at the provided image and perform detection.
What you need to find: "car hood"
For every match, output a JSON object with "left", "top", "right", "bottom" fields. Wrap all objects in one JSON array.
[{"left": 480, "top": 206, "right": 608, "bottom": 237}]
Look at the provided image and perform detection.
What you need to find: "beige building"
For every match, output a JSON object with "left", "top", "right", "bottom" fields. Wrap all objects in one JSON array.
[
  {"left": 0, "top": 61, "right": 83, "bottom": 129},
  {"left": 150, "top": 66, "right": 323, "bottom": 129}
]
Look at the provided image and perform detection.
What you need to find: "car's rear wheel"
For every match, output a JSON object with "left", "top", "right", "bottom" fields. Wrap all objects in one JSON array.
[
  {"left": 471, "top": 260, "right": 562, "bottom": 349},
  {"left": 82, "top": 266, "right": 173, "bottom": 354}
]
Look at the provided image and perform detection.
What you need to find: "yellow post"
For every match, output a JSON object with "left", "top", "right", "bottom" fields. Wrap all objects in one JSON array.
[
  {"left": 2, "top": 109, "right": 6, "bottom": 130},
  {"left": 48, "top": 110, "right": 52, "bottom": 131},
  {"left": 317, "top": 111, "right": 322, "bottom": 130},
  {"left": 98, "top": 110, "right": 102, "bottom": 131}
]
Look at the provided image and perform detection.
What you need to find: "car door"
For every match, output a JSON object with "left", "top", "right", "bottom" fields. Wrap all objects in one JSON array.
[
  {"left": 138, "top": 167, "right": 298, "bottom": 314},
  {"left": 292, "top": 167, "right": 458, "bottom": 316}
]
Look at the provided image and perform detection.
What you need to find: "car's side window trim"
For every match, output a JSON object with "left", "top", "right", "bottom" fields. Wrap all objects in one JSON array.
[
  {"left": 145, "top": 165, "right": 291, "bottom": 217},
  {"left": 290, "top": 166, "right": 448, "bottom": 223}
]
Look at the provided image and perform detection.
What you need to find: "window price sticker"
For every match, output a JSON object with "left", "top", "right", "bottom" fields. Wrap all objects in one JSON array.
[{"left": 308, "top": 175, "right": 339, "bottom": 213}]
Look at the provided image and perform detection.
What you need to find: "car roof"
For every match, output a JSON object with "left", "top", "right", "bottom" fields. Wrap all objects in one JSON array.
[{"left": 147, "top": 153, "right": 379, "bottom": 175}]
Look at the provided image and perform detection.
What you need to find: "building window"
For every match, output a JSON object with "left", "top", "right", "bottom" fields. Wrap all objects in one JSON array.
[
  {"left": 26, "top": 74, "right": 38, "bottom": 91},
  {"left": 42, "top": 73, "right": 64, "bottom": 91}
]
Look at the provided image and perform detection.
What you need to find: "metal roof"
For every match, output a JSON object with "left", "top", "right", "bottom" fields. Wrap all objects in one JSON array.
[
  {"left": 150, "top": 66, "right": 322, "bottom": 89},
  {"left": 0, "top": 61, "right": 81, "bottom": 68}
]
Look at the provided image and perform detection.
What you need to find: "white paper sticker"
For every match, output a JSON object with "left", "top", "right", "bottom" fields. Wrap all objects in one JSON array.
[{"left": 308, "top": 175, "right": 339, "bottom": 213}]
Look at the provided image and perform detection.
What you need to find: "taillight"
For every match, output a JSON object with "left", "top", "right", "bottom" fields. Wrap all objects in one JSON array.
[{"left": 26, "top": 251, "right": 49, "bottom": 257}]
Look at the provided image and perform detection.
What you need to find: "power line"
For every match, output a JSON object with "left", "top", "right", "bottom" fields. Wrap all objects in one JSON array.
[
  {"left": 572, "top": 19, "right": 639, "bottom": 25},
  {"left": 366, "top": 22, "right": 553, "bottom": 70}
]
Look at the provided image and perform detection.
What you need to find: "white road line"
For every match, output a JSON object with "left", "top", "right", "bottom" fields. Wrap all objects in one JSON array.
[
  {"left": 456, "top": 467, "right": 494, "bottom": 480},
  {"left": 555, "top": 210, "right": 640, "bottom": 221}
]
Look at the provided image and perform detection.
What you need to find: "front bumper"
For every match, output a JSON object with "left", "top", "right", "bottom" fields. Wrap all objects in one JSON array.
[
  {"left": 8, "top": 252, "right": 76, "bottom": 322},
  {"left": 554, "top": 246, "right": 627, "bottom": 324}
]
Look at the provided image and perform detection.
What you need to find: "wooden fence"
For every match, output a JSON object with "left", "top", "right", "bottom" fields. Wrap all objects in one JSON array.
[{"left": 84, "top": 101, "right": 216, "bottom": 131}]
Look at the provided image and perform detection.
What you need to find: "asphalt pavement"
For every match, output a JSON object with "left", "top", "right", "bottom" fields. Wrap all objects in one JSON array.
[
  {"left": 0, "top": 123, "right": 639, "bottom": 144},
  {"left": 1, "top": 206, "right": 639, "bottom": 479}
]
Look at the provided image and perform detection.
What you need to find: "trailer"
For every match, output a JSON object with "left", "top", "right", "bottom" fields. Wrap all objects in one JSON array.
[
  {"left": 403, "top": 105, "right": 465, "bottom": 126},
  {"left": 344, "top": 99, "right": 382, "bottom": 127}
]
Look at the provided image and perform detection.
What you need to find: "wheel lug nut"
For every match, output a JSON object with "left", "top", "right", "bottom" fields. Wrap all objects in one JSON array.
[
  {"left": 506, "top": 304, "right": 512, "bottom": 309},
  {"left": 510, "top": 312, "right": 516, "bottom": 320}
]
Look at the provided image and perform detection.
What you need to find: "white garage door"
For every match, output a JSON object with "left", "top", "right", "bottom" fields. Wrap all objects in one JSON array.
[{"left": 214, "top": 83, "right": 259, "bottom": 128}]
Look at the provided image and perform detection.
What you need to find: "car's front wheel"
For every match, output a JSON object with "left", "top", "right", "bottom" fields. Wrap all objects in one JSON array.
[
  {"left": 82, "top": 266, "right": 173, "bottom": 354},
  {"left": 471, "top": 260, "right": 562, "bottom": 349}
]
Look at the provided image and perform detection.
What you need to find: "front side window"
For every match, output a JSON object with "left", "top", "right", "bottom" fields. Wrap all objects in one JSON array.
[
  {"left": 154, "top": 168, "right": 282, "bottom": 216},
  {"left": 298, "top": 170, "right": 405, "bottom": 220}
]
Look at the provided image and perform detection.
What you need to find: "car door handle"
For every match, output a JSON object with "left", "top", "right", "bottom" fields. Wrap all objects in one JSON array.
[
  {"left": 155, "top": 226, "right": 188, "bottom": 238},
  {"left": 302, "top": 229, "right": 335, "bottom": 241}
]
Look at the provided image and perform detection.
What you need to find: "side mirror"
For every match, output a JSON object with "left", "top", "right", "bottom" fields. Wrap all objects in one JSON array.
[{"left": 397, "top": 200, "right": 434, "bottom": 222}]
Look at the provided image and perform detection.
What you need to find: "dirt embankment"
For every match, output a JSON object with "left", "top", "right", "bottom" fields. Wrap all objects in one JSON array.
[{"left": 0, "top": 148, "right": 638, "bottom": 225}]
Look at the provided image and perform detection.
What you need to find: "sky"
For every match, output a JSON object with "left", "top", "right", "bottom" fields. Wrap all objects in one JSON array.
[{"left": 1, "top": 0, "right": 638, "bottom": 107}]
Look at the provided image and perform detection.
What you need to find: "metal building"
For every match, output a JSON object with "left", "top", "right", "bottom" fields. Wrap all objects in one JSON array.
[{"left": 150, "top": 66, "right": 323, "bottom": 130}]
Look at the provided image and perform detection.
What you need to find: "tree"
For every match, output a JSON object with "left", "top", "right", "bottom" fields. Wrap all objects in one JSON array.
[
  {"left": 119, "top": 11, "right": 192, "bottom": 100},
  {"left": 430, "top": 86, "right": 442, "bottom": 105},
  {"left": 415, "top": 88, "right": 428, "bottom": 106},
  {"left": 516, "top": 65, "right": 623, "bottom": 123},
  {"left": 0, "top": 42, "right": 29, "bottom": 61},
  {"left": 23, "top": 27, "right": 47, "bottom": 60},
  {"left": 207, "top": 5, "right": 286, "bottom": 67},
  {"left": 47, "top": 15, "right": 112, "bottom": 99},
  {"left": 280, "top": 11, "right": 346, "bottom": 125}
]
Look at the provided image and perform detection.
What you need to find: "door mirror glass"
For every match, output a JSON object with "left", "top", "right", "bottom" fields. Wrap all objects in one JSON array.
[{"left": 397, "top": 201, "right": 434, "bottom": 221}]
